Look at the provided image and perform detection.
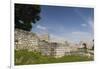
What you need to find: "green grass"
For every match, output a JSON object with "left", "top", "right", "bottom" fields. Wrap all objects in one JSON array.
[{"left": 15, "top": 50, "right": 94, "bottom": 65}]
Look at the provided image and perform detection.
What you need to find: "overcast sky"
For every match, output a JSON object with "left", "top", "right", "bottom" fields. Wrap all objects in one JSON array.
[{"left": 31, "top": 5, "right": 94, "bottom": 43}]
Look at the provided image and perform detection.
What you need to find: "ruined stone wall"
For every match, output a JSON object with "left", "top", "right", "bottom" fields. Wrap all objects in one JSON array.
[
  {"left": 14, "top": 29, "right": 93, "bottom": 58},
  {"left": 15, "top": 29, "right": 40, "bottom": 52}
]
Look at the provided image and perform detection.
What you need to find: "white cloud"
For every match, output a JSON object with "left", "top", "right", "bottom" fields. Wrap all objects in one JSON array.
[
  {"left": 35, "top": 25, "right": 49, "bottom": 35},
  {"left": 81, "top": 23, "right": 87, "bottom": 27},
  {"left": 72, "top": 31, "right": 84, "bottom": 35},
  {"left": 50, "top": 34, "right": 66, "bottom": 43},
  {"left": 88, "top": 19, "right": 94, "bottom": 32},
  {"left": 72, "top": 31, "right": 87, "bottom": 35},
  {"left": 37, "top": 25, "right": 46, "bottom": 30},
  {"left": 49, "top": 31, "right": 93, "bottom": 44},
  {"left": 71, "top": 31, "right": 93, "bottom": 41}
]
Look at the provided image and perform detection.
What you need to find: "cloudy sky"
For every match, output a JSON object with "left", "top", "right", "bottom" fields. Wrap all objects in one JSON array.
[{"left": 31, "top": 5, "right": 94, "bottom": 43}]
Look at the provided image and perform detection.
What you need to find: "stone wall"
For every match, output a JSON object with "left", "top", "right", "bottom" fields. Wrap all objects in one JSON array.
[
  {"left": 14, "top": 29, "right": 94, "bottom": 58},
  {"left": 15, "top": 29, "right": 39, "bottom": 52}
]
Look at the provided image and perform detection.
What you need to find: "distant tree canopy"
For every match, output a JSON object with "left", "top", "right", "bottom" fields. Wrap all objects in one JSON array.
[
  {"left": 92, "top": 46, "right": 94, "bottom": 50},
  {"left": 92, "top": 40, "right": 94, "bottom": 50},
  {"left": 83, "top": 43, "right": 87, "bottom": 49},
  {"left": 82, "top": 43, "right": 88, "bottom": 53},
  {"left": 15, "top": 4, "right": 41, "bottom": 31}
]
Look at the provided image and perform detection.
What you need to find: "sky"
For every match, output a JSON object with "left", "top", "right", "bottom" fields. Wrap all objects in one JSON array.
[{"left": 31, "top": 5, "right": 94, "bottom": 43}]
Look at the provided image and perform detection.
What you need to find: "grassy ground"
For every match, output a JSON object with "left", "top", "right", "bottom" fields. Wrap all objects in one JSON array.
[{"left": 15, "top": 50, "right": 94, "bottom": 65}]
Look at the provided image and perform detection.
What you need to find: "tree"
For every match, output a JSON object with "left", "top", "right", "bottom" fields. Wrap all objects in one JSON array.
[
  {"left": 92, "top": 46, "right": 94, "bottom": 50},
  {"left": 83, "top": 43, "right": 87, "bottom": 49},
  {"left": 83, "top": 43, "right": 87, "bottom": 53},
  {"left": 92, "top": 40, "right": 94, "bottom": 50},
  {"left": 15, "top": 4, "right": 41, "bottom": 31}
]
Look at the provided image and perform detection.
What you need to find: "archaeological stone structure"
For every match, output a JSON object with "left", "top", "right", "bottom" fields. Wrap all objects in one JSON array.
[
  {"left": 15, "top": 29, "right": 40, "bottom": 52},
  {"left": 15, "top": 29, "right": 94, "bottom": 58}
]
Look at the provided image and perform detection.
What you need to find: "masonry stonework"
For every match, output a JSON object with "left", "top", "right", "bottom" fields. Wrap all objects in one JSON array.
[
  {"left": 15, "top": 29, "right": 94, "bottom": 58},
  {"left": 15, "top": 29, "right": 40, "bottom": 52}
]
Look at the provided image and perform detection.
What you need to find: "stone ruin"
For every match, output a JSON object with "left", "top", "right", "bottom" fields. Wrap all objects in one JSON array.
[
  {"left": 15, "top": 29, "right": 94, "bottom": 58},
  {"left": 15, "top": 29, "right": 40, "bottom": 52}
]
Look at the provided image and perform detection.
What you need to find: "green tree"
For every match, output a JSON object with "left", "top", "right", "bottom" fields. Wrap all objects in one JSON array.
[
  {"left": 15, "top": 4, "right": 41, "bottom": 31},
  {"left": 92, "top": 40, "right": 94, "bottom": 50},
  {"left": 83, "top": 43, "right": 87, "bottom": 53}
]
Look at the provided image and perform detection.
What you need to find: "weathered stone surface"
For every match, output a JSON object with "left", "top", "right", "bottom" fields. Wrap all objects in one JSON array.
[
  {"left": 14, "top": 29, "right": 94, "bottom": 58},
  {"left": 15, "top": 29, "right": 39, "bottom": 52}
]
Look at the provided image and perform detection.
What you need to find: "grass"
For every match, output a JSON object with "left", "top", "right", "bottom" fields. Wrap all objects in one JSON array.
[{"left": 15, "top": 50, "right": 94, "bottom": 65}]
